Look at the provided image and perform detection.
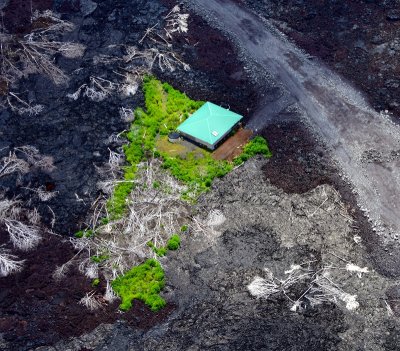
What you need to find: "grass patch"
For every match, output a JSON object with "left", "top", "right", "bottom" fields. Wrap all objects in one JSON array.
[
  {"left": 112, "top": 258, "right": 166, "bottom": 311},
  {"left": 155, "top": 136, "right": 189, "bottom": 157},
  {"left": 161, "top": 150, "right": 233, "bottom": 198}
]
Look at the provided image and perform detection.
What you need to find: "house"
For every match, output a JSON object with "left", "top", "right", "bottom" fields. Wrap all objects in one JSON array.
[{"left": 176, "top": 102, "right": 243, "bottom": 150}]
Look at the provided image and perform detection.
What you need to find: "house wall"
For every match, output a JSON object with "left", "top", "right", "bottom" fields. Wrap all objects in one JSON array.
[
  {"left": 178, "top": 121, "right": 241, "bottom": 151},
  {"left": 178, "top": 131, "right": 215, "bottom": 150}
]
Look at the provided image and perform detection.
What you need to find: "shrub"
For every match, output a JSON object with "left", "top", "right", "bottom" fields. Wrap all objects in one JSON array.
[
  {"left": 166, "top": 234, "right": 180, "bottom": 250},
  {"left": 107, "top": 181, "right": 134, "bottom": 219},
  {"left": 112, "top": 259, "right": 166, "bottom": 311},
  {"left": 74, "top": 230, "right": 84, "bottom": 238},
  {"left": 92, "top": 278, "right": 100, "bottom": 287},
  {"left": 156, "top": 247, "right": 168, "bottom": 257},
  {"left": 233, "top": 136, "right": 272, "bottom": 165},
  {"left": 180, "top": 225, "right": 188, "bottom": 232},
  {"left": 147, "top": 241, "right": 168, "bottom": 257},
  {"left": 243, "top": 136, "right": 272, "bottom": 157},
  {"left": 100, "top": 217, "right": 109, "bottom": 225}
]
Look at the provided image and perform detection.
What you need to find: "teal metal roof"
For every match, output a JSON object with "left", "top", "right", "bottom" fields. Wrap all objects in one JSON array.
[{"left": 176, "top": 102, "right": 243, "bottom": 147}]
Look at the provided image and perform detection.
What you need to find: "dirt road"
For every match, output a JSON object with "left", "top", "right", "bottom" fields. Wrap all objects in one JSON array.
[{"left": 185, "top": 0, "right": 400, "bottom": 274}]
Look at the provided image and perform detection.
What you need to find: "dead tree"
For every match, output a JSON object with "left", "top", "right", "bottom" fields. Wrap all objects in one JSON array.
[
  {"left": 0, "top": 249, "right": 25, "bottom": 277},
  {"left": 55, "top": 159, "right": 190, "bottom": 287},
  {"left": 248, "top": 261, "right": 368, "bottom": 312},
  {"left": 5, "top": 219, "right": 41, "bottom": 251},
  {"left": 0, "top": 10, "right": 86, "bottom": 115},
  {"left": 0, "top": 151, "right": 30, "bottom": 178}
]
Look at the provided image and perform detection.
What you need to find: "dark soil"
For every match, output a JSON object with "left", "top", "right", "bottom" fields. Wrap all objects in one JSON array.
[
  {"left": 0, "top": 228, "right": 174, "bottom": 350},
  {"left": 261, "top": 121, "right": 334, "bottom": 194},
  {"left": 2, "top": 0, "right": 53, "bottom": 34},
  {"left": 0, "top": 206, "right": 178, "bottom": 349},
  {"left": 212, "top": 128, "right": 253, "bottom": 161}
]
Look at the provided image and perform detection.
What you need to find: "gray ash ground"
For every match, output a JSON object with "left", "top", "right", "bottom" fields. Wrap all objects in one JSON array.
[
  {"left": 1, "top": 0, "right": 400, "bottom": 350},
  {"left": 234, "top": 0, "right": 400, "bottom": 118}
]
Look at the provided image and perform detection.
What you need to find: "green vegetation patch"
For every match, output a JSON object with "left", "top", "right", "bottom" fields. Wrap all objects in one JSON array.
[
  {"left": 75, "top": 229, "right": 94, "bottom": 238},
  {"left": 90, "top": 254, "right": 109, "bottom": 263},
  {"left": 106, "top": 179, "right": 135, "bottom": 219},
  {"left": 166, "top": 234, "right": 180, "bottom": 250},
  {"left": 147, "top": 241, "right": 168, "bottom": 257},
  {"left": 233, "top": 136, "right": 272, "bottom": 166},
  {"left": 113, "top": 234, "right": 181, "bottom": 311},
  {"left": 147, "top": 234, "right": 181, "bottom": 257},
  {"left": 161, "top": 149, "right": 233, "bottom": 199},
  {"left": 112, "top": 258, "right": 166, "bottom": 311}
]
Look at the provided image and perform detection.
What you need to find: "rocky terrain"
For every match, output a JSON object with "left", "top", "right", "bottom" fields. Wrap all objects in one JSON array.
[
  {"left": 34, "top": 158, "right": 400, "bottom": 350},
  {"left": 1, "top": 0, "right": 400, "bottom": 350}
]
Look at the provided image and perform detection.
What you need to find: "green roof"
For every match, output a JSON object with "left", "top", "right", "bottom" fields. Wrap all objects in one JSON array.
[{"left": 177, "top": 102, "right": 243, "bottom": 148}]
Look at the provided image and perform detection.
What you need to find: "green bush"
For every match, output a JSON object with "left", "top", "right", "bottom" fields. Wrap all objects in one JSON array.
[
  {"left": 112, "top": 259, "right": 166, "bottom": 311},
  {"left": 106, "top": 181, "right": 134, "bottom": 219},
  {"left": 166, "top": 234, "right": 180, "bottom": 250},
  {"left": 233, "top": 136, "right": 272, "bottom": 165},
  {"left": 100, "top": 217, "right": 109, "bottom": 225},
  {"left": 74, "top": 230, "right": 84, "bottom": 238},
  {"left": 92, "top": 278, "right": 100, "bottom": 287},
  {"left": 244, "top": 136, "right": 272, "bottom": 156},
  {"left": 180, "top": 225, "right": 188, "bottom": 232},
  {"left": 147, "top": 241, "right": 168, "bottom": 257},
  {"left": 156, "top": 247, "right": 167, "bottom": 257}
]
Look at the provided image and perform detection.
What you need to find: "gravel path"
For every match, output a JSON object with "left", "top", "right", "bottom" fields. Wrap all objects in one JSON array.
[{"left": 185, "top": 0, "right": 400, "bottom": 275}]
